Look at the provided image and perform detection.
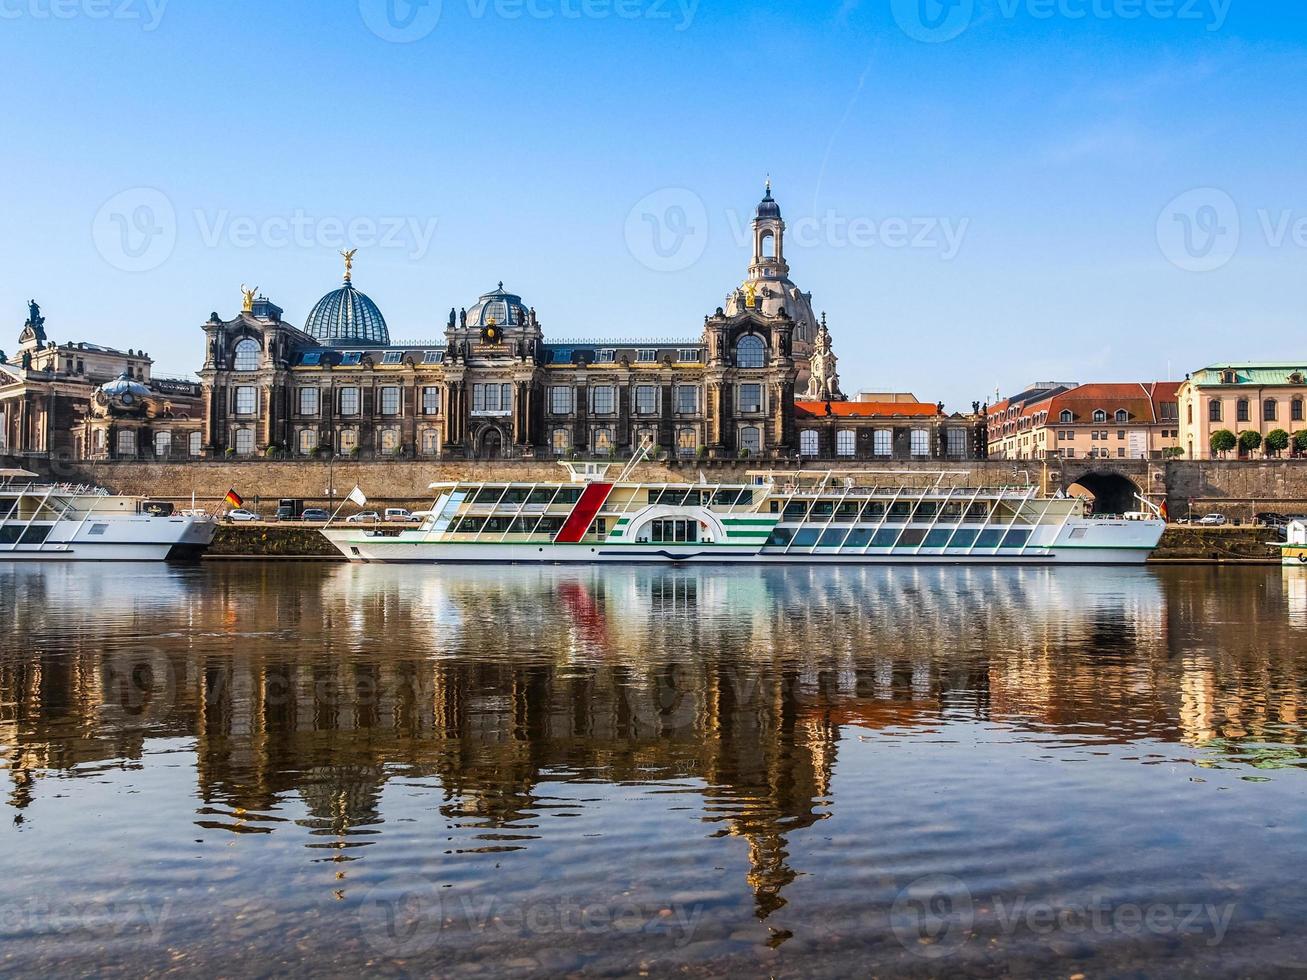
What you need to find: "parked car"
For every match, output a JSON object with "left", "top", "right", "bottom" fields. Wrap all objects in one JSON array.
[
  {"left": 384, "top": 508, "right": 421, "bottom": 523},
  {"left": 225, "top": 509, "right": 261, "bottom": 523},
  {"left": 1197, "top": 514, "right": 1227, "bottom": 526},
  {"left": 345, "top": 511, "right": 380, "bottom": 524},
  {"left": 300, "top": 508, "right": 332, "bottom": 523}
]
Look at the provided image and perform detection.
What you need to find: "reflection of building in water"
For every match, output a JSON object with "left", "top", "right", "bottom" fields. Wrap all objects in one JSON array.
[{"left": 4, "top": 563, "right": 1307, "bottom": 911}]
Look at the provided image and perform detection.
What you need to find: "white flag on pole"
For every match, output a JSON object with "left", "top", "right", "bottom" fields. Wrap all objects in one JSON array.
[{"left": 347, "top": 485, "right": 367, "bottom": 507}]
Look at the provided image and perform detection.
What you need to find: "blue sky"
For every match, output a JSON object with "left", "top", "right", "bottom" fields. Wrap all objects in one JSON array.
[{"left": 2, "top": 0, "right": 1305, "bottom": 409}]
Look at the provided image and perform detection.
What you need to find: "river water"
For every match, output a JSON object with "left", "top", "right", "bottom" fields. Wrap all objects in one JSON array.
[{"left": 1, "top": 562, "right": 1306, "bottom": 977}]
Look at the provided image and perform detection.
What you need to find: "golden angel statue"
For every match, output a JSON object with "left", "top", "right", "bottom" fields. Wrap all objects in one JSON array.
[
  {"left": 340, "top": 248, "right": 358, "bottom": 282},
  {"left": 240, "top": 285, "right": 258, "bottom": 313}
]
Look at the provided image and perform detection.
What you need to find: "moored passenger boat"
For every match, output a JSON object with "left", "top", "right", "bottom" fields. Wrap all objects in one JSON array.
[
  {"left": 0, "top": 469, "right": 217, "bottom": 561},
  {"left": 321, "top": 461, "right": 1165, "bottom": 565}
]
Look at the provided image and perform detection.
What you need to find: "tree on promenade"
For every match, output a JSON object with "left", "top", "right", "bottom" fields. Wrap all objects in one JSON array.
[
  {"left": 1294, "top": 430, "right": 1307, "bottom": 457},
  {"left": 1238, "top": 430, "right": 1263, "bottom": 456},
  {"left": 1265, "top": 429, "right": 1290, "bottom": 457},
  {"left": 1210, "top": 429, "right": 1237, "bottom": 457}
]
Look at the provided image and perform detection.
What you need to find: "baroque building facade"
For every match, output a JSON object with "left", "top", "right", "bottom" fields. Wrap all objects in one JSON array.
[
  {"left": 0, "top": 300, "right": 204, "bottom": 461},
  {"left": 197, "top": 188, "right": 983, "bottom": 463}
]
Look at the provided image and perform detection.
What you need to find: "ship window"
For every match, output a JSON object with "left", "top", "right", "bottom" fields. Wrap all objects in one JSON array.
[
  {"left": 950, "top": 529, "right": 978, "bottom": 548},
  {"left": 1001, "top": 529, "right": 1032, "bottom": 549},
  {"left": 886, "top": 502, "right": 912, "bottom": 523},
  {"left": 861, "top": 501, "right": 885, "bottom": 521},
  {"left": 976, "top": 529, "right": 1005, "bottom": 548},
  {"left": 845, "top": 528, "right": 873, "bottom": 548},
  {"left": 818, "top": 529, "right": 846, "bottom": 548},
  {"left": 924, "top": 529, "right": 953, "bottom": 548},
  {"left": 767, "top": 527, "right": 794, "bottom": 547},
  {"left": 871, "top": 528, "right": 901, "bottom": 548},
  {"left": 89, "top": 524, "right": 108, "bottom": 536},
  {"left": 898, "top": 528, "right": 928, "bottom": 547},
  {"left": 791, "top": 528, "right": 820, "bottom": 547},
  {"left": 783, "top": 502, "right": 808, "bottom": 521},
  {"left": 1070, "top": 527, "right": 1089, "bottom": 540},
  {"left": 650, "top": 519, "right": 699, "bottom": 544}
]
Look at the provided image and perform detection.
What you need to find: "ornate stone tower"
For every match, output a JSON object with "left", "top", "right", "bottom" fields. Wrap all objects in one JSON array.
[{"left": 724, "top": 183, "right": 819, "bottom": 393}]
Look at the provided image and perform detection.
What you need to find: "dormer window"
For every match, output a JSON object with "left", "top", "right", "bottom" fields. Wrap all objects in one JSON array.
[
  {"left": 1222, "top": 370, "right": 1236, "bottom": 384},
  {"left": 678, "top": 349, "right": 702, "bottom": 363},
  {"left": 340, "top": 351, "right": 363, "bottom": 366},
  {"left": 637, "top": 349, "right": 657, "bottom": 363},
  {"left": 1115, "top": 409, "right": 1129, "bottom": 423},
  {"left": 1059, "top": 410, "right": 1072, "bottom": 423},
  {"left": 382, "top": 351, "right": 404, "bottom": 365},
  {"left": 423, "top": 350, "right": 444, "bottom": 364},
  {"left": 597, "top": 349, "right": 616, "bottom": 363},
  {"left": 1092, "top": 410, "right": 1107, "bottom": 423}
]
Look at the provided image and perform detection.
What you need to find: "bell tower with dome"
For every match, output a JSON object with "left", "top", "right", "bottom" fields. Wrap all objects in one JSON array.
[{"left": 724, "top": 183, "right": 820, "bottom": 392}]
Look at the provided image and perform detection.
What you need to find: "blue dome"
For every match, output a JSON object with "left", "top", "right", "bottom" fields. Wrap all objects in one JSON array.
[
  {"left": 465, "top": 283, "right": 528, "bottom": 329},
  {"left": 756, "top": 184, "right": 781, "bottom": 220},
  {"left": 304, "top": 281, "right": 389, "bottom": 346}
]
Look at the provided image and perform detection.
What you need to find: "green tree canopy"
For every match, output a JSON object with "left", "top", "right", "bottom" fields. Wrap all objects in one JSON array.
[
  {"left": 1265, "top": 429, "right": 1290, "bottom": 455},
  {"left": 1294, "top": 430, "right": 1307, "bottom": 454},
  {"left": 1238, "top": 429, "right": 1263, "bottom": 454},
  {"left": 1210, "top": 429, "right": 1237, "bottom": 456}
]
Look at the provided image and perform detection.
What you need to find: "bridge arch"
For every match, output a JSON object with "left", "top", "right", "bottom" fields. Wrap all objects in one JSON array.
[{"left": 1066, "top": 470, "right": 1143, "bottom": 516}]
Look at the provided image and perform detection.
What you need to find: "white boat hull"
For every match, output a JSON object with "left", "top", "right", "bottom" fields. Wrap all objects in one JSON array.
[
  {"left": 322, "top": 523, "right": 1162, "bottom": 566},
  {"left": 0, "top": 514, "right": 217, "bottom": 562}
]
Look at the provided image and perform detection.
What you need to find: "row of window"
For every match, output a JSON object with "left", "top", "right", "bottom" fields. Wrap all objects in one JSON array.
[
  {"left": 798, "top": 428, "right": 966, "bottom": 457},
  {"left": 1204, "top": 398, "right": 1306, "bottom": 423},
  {"left": 548, "top": 385, "right": 704, "bottom": 416},
  {"left": 100, "top": 430, "right": 205, "bottom": 457},
  {"left": 766, "top": 526, "right": 1034, "bottom": 550}
]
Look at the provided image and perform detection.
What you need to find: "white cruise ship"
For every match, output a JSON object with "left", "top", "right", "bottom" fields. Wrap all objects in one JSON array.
[
  {"left": 0, "top": 469, "right": 217, "bottom": 561},
  {"left": 321, "top": 461, "right": 1165, "bottom": 566}
]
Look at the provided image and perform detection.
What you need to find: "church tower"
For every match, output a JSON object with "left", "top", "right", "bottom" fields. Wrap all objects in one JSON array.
[{"left": 725, "top": 183, "right": 821, "bottom": 393}]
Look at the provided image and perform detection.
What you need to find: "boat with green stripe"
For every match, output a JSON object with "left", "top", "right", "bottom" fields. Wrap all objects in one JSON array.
[{"left": 321, "top": 458, "right": 1165, "bottom": 565}]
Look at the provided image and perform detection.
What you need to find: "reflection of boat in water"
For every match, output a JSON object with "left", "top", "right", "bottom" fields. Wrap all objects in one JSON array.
[
  {"left": 0, "top": 468, "right": 215, "bottom": 561},
  {"left": 322, "top": 462, "right": 1165, "bottom": 565}
]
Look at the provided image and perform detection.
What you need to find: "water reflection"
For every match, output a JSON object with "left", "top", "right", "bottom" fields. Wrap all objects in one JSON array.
[{"left": 2, "top": 563, "right": 1306, "bottom": 974}]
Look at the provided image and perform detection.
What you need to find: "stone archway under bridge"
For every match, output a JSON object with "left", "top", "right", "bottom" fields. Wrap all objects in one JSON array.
[{"left": 1053, "top": 460, "right": 1157, "bottom": 516}]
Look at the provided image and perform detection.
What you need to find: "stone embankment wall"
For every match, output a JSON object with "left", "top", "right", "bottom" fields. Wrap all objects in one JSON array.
[
  {"left": 1167, "top": 461, "right": 1307, "bottom": 518},
  {"left": 46, "top": 459, "right": 1033, "bottom": 510},
  {"left": 1149, "top": 527, "right": 1279, "bottom": 563}
]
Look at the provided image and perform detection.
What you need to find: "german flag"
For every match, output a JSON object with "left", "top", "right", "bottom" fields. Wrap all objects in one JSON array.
[{"left": 224, "top": 488, "right": 244, "bottom": 509}]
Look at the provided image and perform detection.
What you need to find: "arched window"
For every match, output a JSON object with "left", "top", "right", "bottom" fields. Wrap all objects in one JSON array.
[
  {"left": 1092, "top": 410, "right": 1107, "bottom": 424},
  {"left": 1237, "top": 399, "right": 1250, "bottom": 422},
  {"left": 551, "top": 428, "right": 570, "bottom": 456},
  {"left": 1293, "top": 398, "right": 1304, "bottom": 423},
  {"left": 188, "top": 431, "right": 203, "bottom": 457},
  {"left": 1060, "top": 410, "right": 1073, "bottom": 423},
  {"left": 740, "top": 426, "right": 761, "bottom": 455},
  {"left": 736, "top": 335, "right": 766, "bottom": 369},
  {"left": 675, "top": 428, "right": 696, "bottom": 457},
  {"left": 799, "top": 430, "right": 819, "bottom": 456},
  {"left": 1208, "top": 400, "right": 1222, "bottom": 422},
  {"left": 1264, "top": 399, "right": 1278, "bottom": 422},
  {"left": 760, "top": 231, "right": 776, "bottom": 259},
  {"left": 836, "top": 430, "right": 856, "bottom": 457},
  {"left": 233, "top": 428, "right": 255, "bottom": 455},
  {"left": 1115, "top": 409, "right": 1129, "bottom": 423},
  {"left": 233, "top": 338, "right": 261, "bottom": 372}
]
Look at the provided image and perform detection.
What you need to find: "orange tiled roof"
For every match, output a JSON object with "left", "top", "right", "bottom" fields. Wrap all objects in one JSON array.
[{"left": 795, "top": 400, "right": 941, "bottom": 418}]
